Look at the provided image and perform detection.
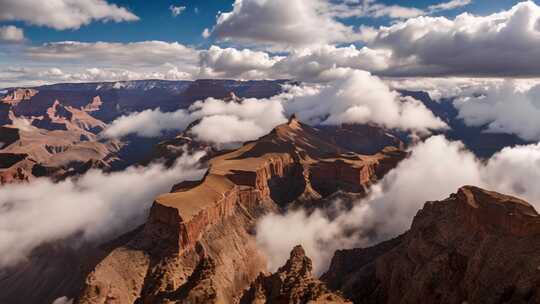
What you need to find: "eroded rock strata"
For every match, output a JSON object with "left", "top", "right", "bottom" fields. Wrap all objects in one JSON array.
[
  {"left": 77, "top": 116, "right": 406, "bottom": 304},
  {"left": 323, "top": 186, "right": 540, "bottom": 304},
  {"left": 240, "top": 245, "right": 351, "bottom": 304}
]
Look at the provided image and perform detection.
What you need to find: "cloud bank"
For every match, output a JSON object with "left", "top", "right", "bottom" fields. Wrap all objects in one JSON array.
[
  {"left": 104, "top": 71, "right": 445, "bottom": 145},
  {"left": 365, "top": 1, "right": 540, "bottom": 77},
  {"left": 285, "top": 69, "right": 446, "bottom": 131},
  {"left": 455, "top": 81, "right": 540, "bottom": 141},
  {"left": 0, "top": 0, "right": 139, "bottom": 30},
  {"left": 0, "top": 151, "right": 206, "bottom": 268},
  {"left": 207, "top": 0, "right": 361, "bottom": 49},
  {"left": 3, "top": 1, "right": 540, "bottom": 87},
  {"left": 256, "top": 135, "right": 540, "bottom": 274},
  {"left": 0, "top": 25, "right": 24, "bottom": 42}
]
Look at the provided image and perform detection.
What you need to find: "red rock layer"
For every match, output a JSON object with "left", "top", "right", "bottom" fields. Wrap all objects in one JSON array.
[
  {"left": 78, "top": 117, "right": 406, "bottom": 304},
  {"left": 323, "top": 186, "right": 540, "bottom": 304},
  {"left": 241, "top": 245, "right": 351, "bottom": 304}
]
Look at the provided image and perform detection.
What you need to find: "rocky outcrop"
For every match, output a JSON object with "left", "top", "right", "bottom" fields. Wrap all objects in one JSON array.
[
  {"left": 316, "top": 124, "right": 404, "bottom": 155},
  {"left": 145, "top": 116, "right": 405, "bottom": 255},
  {"left": 77, "top": 116, "right": 406, "bottom": 304},
  {"left": 1, "top": 88, "right": 38, "bottom": 105},
  {"left": 0, "top": 126, "right": 121, "bottom": 184},
  {"left": 323, "top": 186, "right": 540, "bottom": 304},
  {"left": 240, "top": 245, "right": 351, "bottom": 304}
]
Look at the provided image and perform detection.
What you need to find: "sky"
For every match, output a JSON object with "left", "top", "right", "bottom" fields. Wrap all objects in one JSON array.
[{"left": 0, "top": 0, "right": 538, "bottom": 87}]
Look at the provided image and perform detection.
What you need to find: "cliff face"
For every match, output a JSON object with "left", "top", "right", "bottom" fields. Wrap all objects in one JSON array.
[
  {"left": 323, "top": 186, "right": 540, "bottom": 304},
  {"left": 240, "top": 245, "right": 351, "bottom": 304},
  {"left": 77, "top": 117, "right": 406, "bottom": 304},
  {"left": 0, "top": 95, "right": 121, "bottom": 184}
]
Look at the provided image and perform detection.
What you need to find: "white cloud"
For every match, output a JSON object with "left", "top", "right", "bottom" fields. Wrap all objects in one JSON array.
[
  {"left": 103, "top": 108, "right": 191, "bottom": 138},
  {"left": 273, "top": 45, "right": 391, "bottom": 81},
  {"left": 1, "top": 41, "right": 200, "bottom": 87},
  {"left": 386, "top": 77, "right": 501, "bottom": 100},
  {"left": 0, "top": 151, "right": 206, "bottom": 268},
  {"left": 27, "top": 41, "right": 199, "bottom": 66},
  {"left": 482, "top": 142, "right": 540, "bottom": 202},
  {"left": 170, "top": 5, "right": 186, "bottom": 17},
  {"left": 428, "top": 0, "right": 472, "bottom": 13},
  {"left": 103, "top": 71, "right": 445, "bottom": 144},
  {"left": 285, "top": 69, "right": 447, "bottom": 132},
  {"left": 198, "top": 46, "right": 282, "bottom": 79},
  {"left": 0, "top": 25, "right": 24, "bottom": 42},
  {"left": 455, "top": 81, "right": 540, "bottom": 141},
  {"left": 330, "top": 0, "right": 424, "bottom": 19},
  {"left": 207, "top": 0, "right": 361, "bottom": 49},
  {"left": 206, "top": 0, "right": 476, "bottom": 50},
  {"left": 256, "top": 135, "right": 540, "bottom": 274},
  {"left": 187, "top": 96, "right": 288, "bottom": 144},
  {"left": 0, "top": 0, "right": 139, "bottom": 30},
  {"left": 104, "top": 94, "right": 289, "bottom": 146},
  {"left": 197, "top": 44, "right": 393, "bottom": 82},
  {"left": 365, "top": 1, "right": 540, "bottom": 77}
]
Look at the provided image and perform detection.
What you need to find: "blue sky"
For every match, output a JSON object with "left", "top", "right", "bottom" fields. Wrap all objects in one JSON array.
[
  {"left": 0, "top": 0, "right": 538, "bottom": 87},
  {"left": 0, "top": 0, "right": 524, "bottom": 46}
]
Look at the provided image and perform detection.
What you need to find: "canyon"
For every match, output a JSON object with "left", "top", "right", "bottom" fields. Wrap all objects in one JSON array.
[
  {"left": 322, "top": 186, "right": 540, "bottom": 303},
  {"left": 1, "top": 80, "right": 539, "bottom": 304},
  {"left": 76, "top": 115, "right": 406, "bottom": 304}
]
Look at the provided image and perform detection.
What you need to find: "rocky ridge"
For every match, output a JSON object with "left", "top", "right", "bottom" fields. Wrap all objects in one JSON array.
[
  {"left": 322, "top": 186, "right": 540, "bottom": 304},
  {"left": 240, "top": 245, "right": 351, "bottom": 304},
  {"left": 76, "top": 116, "right": 406, "bottom": 304}
]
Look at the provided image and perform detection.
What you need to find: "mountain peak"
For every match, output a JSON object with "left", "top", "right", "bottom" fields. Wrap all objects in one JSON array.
[
  {"left": 240, "top": 245, "right": 351, "bottom": 304},
  {"left": 324, "top": 186, "right": 540, "bottom": 303},
  {"left": 279, "top": 245, "right": 313, "bottom": 275}
]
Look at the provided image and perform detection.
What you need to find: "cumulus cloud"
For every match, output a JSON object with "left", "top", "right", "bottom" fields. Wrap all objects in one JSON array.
[
  {"left": 0, "top": 150, "right": 206, "bottom": 268},
  {"left": 285, "top": 69, "right": 447, "bottom": 132},
  {"left": 256, "top": 135, "right": 540, "bottom": 273},
  {"left": 0, "top": 25, "right": 24, "bottom": 42},
  {"left": 104, "top": 94, "right": 289, "bottom": 146},
  {"left": 365, "top": 1, "right": 540, "bottom": 77},
  {"left": 188, "top": 96, "right": 288, "bottom": 144},
  {"left": 197, "top": 44, "right": 393, "bottom": 82},
  {"left": 0, "top": 0, "right": 139, "bottom": 30},
  {"left": 104, "top": 71, "right": 445, "bottom": 144},
  {"left": 273, "top": 45, "right": 391, "bottom": 81},
  {"left": 198, "top": 46, "right": 283, "bottom": 79},
  {"left": 455, "top": 81, "right": 540, "bottom": 141},
  {"left": 170, "top": 5, "right": 186, "bottom": 17},
  {"left": 206, "top": 0, "right": 478, "bottom": 49},
  {"left": 103, "top": 107, "right": 191, "bottom": 138},
  {"left": 386, "top": 77, "right": 501, "bottom": 100},
  {"left": 207, "top": 0, "right": 361, "bottom": 49}
]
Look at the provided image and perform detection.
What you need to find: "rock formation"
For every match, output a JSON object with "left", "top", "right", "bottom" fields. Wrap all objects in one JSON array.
[
  {"left": 322, "top": 186, "right": 540, "bottom": 304},
  {"left": 0, "top": 125, "right": 121, "bottom": 184},
  {"left": 240, "top": 245, "right": 351, "bottom": 304},
  {"left": 1, "top": 88, "right": 38, "bottom": 106},
  {"left": 0, "top": 80, "right": 292, "bottom": 183},
  {"left": 76, "top": 116, "right": 405, "bottom": 304}
]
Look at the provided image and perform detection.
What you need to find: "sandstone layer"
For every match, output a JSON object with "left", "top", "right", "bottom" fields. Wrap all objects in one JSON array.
[
  {"left": 240, "top": 245, "right": 351, "bottom": 304},
  {"left": 76, "top": 116, "right": 406, "bottom": 304},
  {"left": 323, "top": 186, "right": 540, "bottom": 304}
]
